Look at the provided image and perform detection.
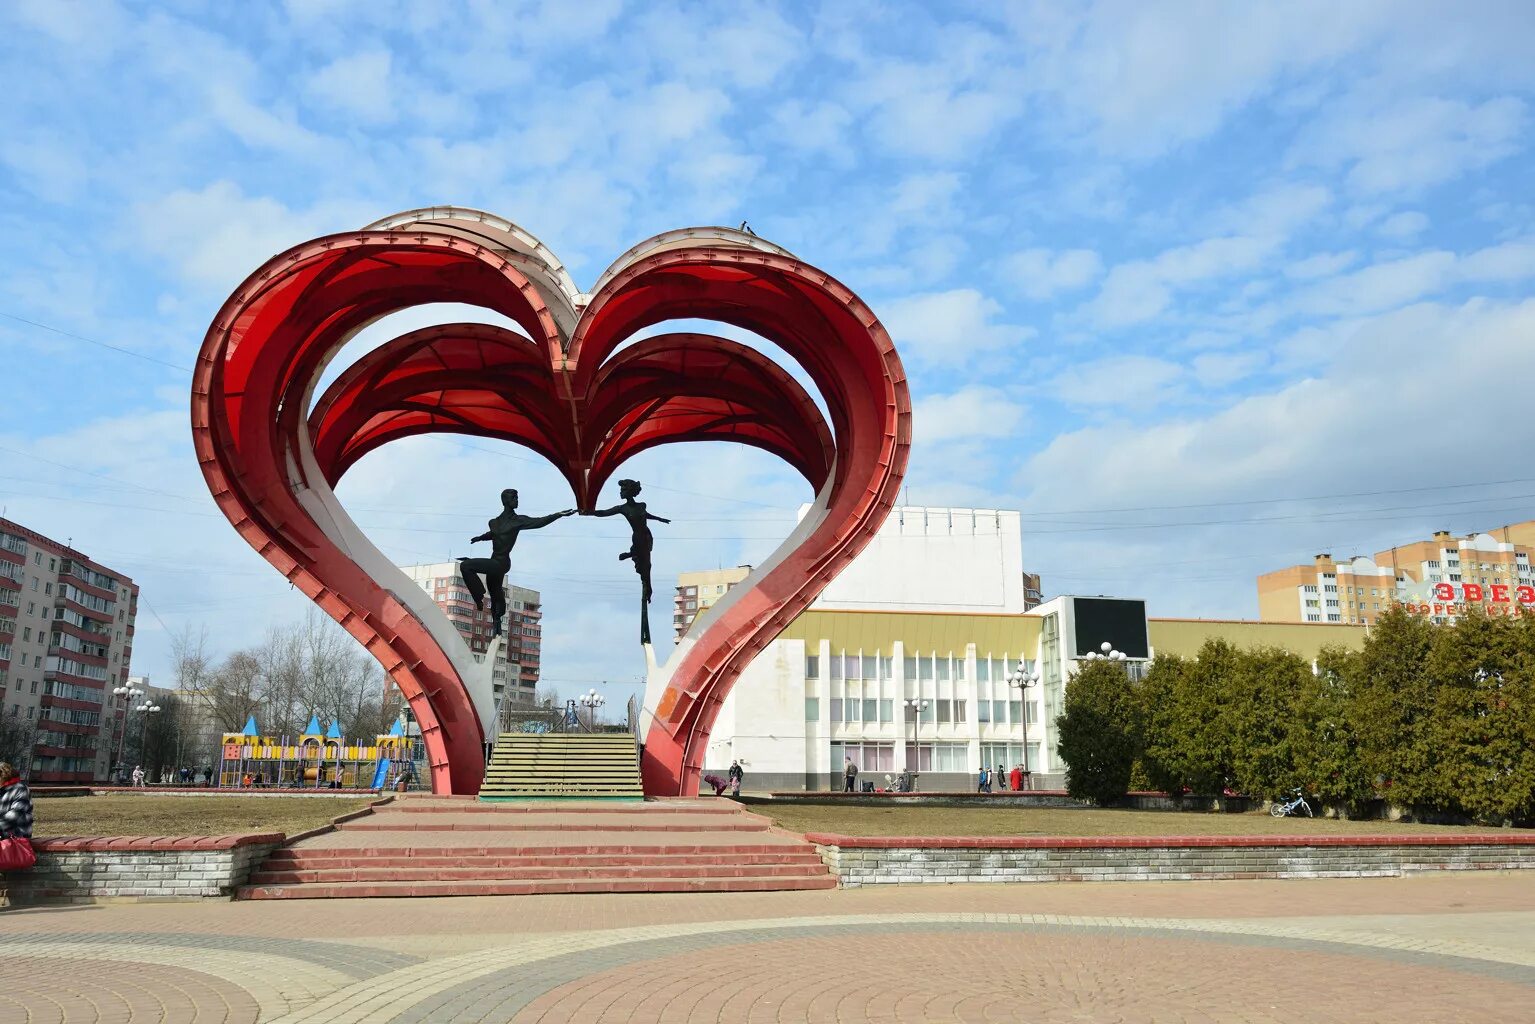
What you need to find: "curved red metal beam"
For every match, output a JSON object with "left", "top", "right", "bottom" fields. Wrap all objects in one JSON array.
[
  {"left": 194, "top": 236, "right": 565, "bottom": 795},
  {"left": 569, "top": 251, "right": 911, "bottom": 797}
]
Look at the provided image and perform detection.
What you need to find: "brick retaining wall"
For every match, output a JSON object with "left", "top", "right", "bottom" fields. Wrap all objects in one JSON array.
[
  {"left": 1, "top": 834, "right": 283, "bottom": 904},
  {"left": 805, "top": 833, "right": 1535, "bottom": 886}
]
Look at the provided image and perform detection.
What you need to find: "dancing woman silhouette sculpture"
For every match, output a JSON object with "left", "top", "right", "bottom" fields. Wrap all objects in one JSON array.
[{"left": 583, "top": 479, "right": 670, "bottom": 644}]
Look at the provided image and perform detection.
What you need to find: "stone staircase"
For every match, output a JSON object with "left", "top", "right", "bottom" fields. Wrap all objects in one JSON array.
[
  {"left": 237, "top": 796, "right": 835, "bottom": 899},
  {"left": 479, "top": 732, "right": 644, "bottom": 800}
]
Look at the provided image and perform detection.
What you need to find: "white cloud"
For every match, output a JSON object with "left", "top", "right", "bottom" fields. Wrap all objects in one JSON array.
[
  {"left": 1292, "top": 95, "right": 1527, "bottom": 194},
  {"left": 1007, "top": 2, "right": 1384, "bottom": 157},
  {"left": 768, "top": 100, "right": 854, "bottom": 156},
  {"left": 1191, "top": 350, "right": 1267, "bottom": 387},
  {"left": 1378, "top": 210, "right": 1429, "bottom": 239},
  {"left": 306, "top": 50, "right": 395, "bottom": 124},
  {"left": 880, "top": 289, "right": 1034, "bottom": 363},
  {"left": 913, "top": 385, "right": 1026, "bottom": 443},
  {"left": 1284, "top": 251, "right": 1359, "bottom": 281},
  {"left": 1288, "top": 238, "right": 1535, "bottom": 317},
  {"left": 1084, "top": 236, "right": 1275, "bottom": 328},
  {"left": 1003, "top": 248, "right": 1103, "bottom": 301},
  {"left": 1052, "top": 354, "right": 1186, "bottom": 408},
  {"left": 132, "top": 181, "right": 374, "bottom": 292},
  {"left": 1027, "top": 298, "right": 1535, "bottom": 518}
]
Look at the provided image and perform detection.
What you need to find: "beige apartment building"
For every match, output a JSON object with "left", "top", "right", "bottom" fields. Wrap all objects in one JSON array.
[
  {"left": 1258, "top": 520, "right": 1535, "bottom": 626},
  {"left": 673, "top": 566, "right": 752, "bottom": 638},
  {"left": 0, "top": 516, "right": 139, "bottom": 783}
]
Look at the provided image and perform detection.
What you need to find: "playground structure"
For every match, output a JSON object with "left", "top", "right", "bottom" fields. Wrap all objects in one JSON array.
[{"left": 217, "top": 715, "right": 421, "bottom": 790}]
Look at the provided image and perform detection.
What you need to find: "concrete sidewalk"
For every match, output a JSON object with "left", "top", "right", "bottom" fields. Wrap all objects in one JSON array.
[{"left": 3, "top": 873, "right": 1533, "bottom": 1021}]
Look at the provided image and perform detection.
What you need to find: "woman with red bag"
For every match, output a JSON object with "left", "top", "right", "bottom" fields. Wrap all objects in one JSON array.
[{"left": 0, "top": 761, "right": 36, "bottom": 871}]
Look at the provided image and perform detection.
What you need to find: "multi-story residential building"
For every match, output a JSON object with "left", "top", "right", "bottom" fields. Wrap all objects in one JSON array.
[
  {"left": 673, "top": 566, "right": 751, "bottom": 638},
  {"left": 1257, "top": 521, "right": 1535, "bottom": 626},
  {"left": 399, "top": 562, "right": 542, "bottom": 719},
  {"left": 1022, "top": 571, "right": 1044, "bottom": 610},
  {"left": 0, "top": 517, "right": 138, "bottom": 783}
]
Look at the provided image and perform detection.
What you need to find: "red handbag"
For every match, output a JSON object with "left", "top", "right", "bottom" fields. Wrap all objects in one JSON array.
[{"left": 0, "top": 836, "right": 36, "bottom": 871}]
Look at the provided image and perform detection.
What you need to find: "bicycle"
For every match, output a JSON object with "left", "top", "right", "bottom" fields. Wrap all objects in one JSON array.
[{"left": 1269, "top": 788, "right": 1313, "bottom": 817}]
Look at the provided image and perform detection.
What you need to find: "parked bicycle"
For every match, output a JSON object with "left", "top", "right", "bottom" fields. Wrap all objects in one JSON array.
[{"left": 1269, "top": 788, "right": 1313, "bottom": 817}]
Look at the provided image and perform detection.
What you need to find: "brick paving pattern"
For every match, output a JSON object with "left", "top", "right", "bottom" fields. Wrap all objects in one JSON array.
[{"left": 4, "top": 873, "right": 1535, "bottom": 1021}]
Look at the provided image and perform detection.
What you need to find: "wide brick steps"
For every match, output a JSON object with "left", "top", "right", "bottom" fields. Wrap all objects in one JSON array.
[
  {"left": 337, "top": 818, "right": 769, "bottom": 832},
  {"left": 250, "top": 861, "right": 826, "bottom": 885},
  {"left": 480, "top": 733, "right": 643, "bottom": 800},
  {"left": 240, "top": 874, "right": 837, "bottom": 899},
  {"left": 236, "top": 794, "right": 835, "bottom": 899}
]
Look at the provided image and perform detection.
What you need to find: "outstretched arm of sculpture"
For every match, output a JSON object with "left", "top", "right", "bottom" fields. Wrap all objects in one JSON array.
[
  {"left": 525, "top": 509, "right": 577, "bottom": 529},
  {"left": 646, "top": 513, "right": 671, "bottom": 524},
  {"left": 469, "top": 532, "right": 492, "bottom": 543},
  {"left": 580, "top": 505, "right": 623, "bottom": 518}
]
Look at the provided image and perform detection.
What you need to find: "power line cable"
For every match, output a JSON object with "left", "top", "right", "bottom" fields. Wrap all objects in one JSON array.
[{"left": 0, "top": 310, "right": 193, "bottom": 372}]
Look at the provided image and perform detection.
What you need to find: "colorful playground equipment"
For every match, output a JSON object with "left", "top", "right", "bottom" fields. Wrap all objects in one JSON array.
[{"left": 217, "top": 715, "right": 421, "bottom": 790}]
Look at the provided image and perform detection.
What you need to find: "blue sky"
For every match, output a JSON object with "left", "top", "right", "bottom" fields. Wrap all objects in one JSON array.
[{"left": 3, "top": 0, "right": 1534, "bottom": 707}]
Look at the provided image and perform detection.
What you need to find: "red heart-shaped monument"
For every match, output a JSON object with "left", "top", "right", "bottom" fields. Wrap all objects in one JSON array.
[{"left": 192, "top": 208, "right": 910, "bottom": 795}]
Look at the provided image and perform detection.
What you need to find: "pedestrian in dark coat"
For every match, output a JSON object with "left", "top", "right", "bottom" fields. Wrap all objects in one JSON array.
[{"left": 0, "top": 762, "right": 33, "bottom": 840}]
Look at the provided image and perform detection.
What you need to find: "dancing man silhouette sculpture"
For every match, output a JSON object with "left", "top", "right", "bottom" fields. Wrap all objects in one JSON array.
[
  {"left": 583, "top": 479, "right": 670, "bottom": 645},
  {"left": 459, "top": 489, "right": 575, "bottom": 637}
]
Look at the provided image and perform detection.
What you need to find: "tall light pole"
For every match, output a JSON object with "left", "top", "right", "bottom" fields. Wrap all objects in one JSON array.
[
  {"left": 1007, "top": 660, "right": 1041, "bottom": 790},
  {"left": 578, "top": 689, "right": 606, "bottom": 731},
  {"left": 904, "top": 697, "right": 928, "bottom": 773},
  {"left": 110, "top": 685, "right": 144, "bottom": 783},
  {"left": 136, "top": 701, "right": 162, "bottom": 778}
]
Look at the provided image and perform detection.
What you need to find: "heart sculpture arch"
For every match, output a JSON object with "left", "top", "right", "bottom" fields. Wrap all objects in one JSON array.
[{"left": 191, "top": 208, "right": 911, "bottom": 796}]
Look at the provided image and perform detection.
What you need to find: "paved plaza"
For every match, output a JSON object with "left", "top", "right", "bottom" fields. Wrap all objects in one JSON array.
[{"left": 3, "top": 872, "right": 1535, "bottom": 1022}]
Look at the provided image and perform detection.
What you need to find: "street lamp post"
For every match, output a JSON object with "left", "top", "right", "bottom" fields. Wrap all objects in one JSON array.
[
  {"left": 904, "top": 697, "right": 928, "bottom": 774},
  {"left": 579, "top": 688, "right": 606, "bottom": 731},
  {"left": 1006, "top": 660, "right": 1041, "bottom": 790},
  {"left": 110, "top": 685, "right": 144, "bottom": 783}
]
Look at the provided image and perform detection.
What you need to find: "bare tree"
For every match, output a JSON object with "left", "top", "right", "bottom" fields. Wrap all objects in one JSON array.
[
  {"left": 203, "top": 651, "right": 264, "bottom": 733},
  {"left": 0, "top": 705, "right": 36, "bottom": 774},
  {"left": 255, "top": 622, "right": 306, "bottom": 737}
]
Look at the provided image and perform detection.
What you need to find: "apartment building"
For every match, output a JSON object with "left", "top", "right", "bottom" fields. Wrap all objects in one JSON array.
[
  {"left": 1022, "top": 571, "right": 1044, "bottom": 610},
  {"left": 1257, "top": 521, "right": 1535, "bottom": 626},
  {"left": 0, "top": 517, "right": 138, "bottom": 783},
  {"left": 399, "top": 562, "right": 542, "bottom": 716},
  {"left": 673, "top": 566, "right": 751, "bottom": 638}
]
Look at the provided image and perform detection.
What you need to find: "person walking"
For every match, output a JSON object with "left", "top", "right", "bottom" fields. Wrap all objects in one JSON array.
[
  {"left": 0, "top": 762, "right": 34, "bottom": 872},
  {"left": 131, "top": 765, "right": 146, "bottom": 788},
  {"left": 977, "top": 766, "right": 990, "bottom": 793},
  {"left": 1009, "top": 763, "right": 1024, "bottom": 792},
  {"left": 728, "top": 760, "right": 744, "bottom": 798},
  {"left": 843, "top": 757, "right": 858, "bottom": 793}
]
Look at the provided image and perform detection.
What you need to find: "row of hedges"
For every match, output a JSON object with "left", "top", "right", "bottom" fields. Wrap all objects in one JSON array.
[{"left": 1056, "top": 606, "right": 1535, "bottom": 825}]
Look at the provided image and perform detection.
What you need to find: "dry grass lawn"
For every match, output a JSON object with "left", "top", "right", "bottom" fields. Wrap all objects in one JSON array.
[
  {"left": 32, "top": 795, "right": 377, "bottom": 837},
  {"left": 762, "top": 803, "right": 1534, "bottom": 838}
]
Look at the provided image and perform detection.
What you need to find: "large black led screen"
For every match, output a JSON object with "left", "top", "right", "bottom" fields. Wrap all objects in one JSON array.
[{"left": 1071, "top": 598, "right": 1150, "bottom": 659}]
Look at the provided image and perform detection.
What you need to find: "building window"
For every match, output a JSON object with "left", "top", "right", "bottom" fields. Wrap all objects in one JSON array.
[
  {"left": 805, "top": 655, "right": 819, "bottom": 678},
  {"left": 954, "top": 700, "right": 966, "bottom": 723},
  {"left": 936, "top": 700, "right": 951, "bottom": 724},
  {"left": 910, "top": 742, "right": 967, "bottom": 772},
  {"left": 975, "top": 659, "right": 989, "bottom": 682},
  {"left": 862, "top": 698, "right": 877, "bottom": 722},
  {"left": 828, "top": 699, "right": 841, "bottom": 722},
  {"left": 992, "top": 699, "right": 1007, "bottom": 723},
  {"left": 804, "top": 698, "right": 819, "bottom": 721},
  {"left": 977, "top": 701, "right": 991, "bottom": 722},
  {"left": 879, "top": 699, "right": 893, "bottom": 723}
]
